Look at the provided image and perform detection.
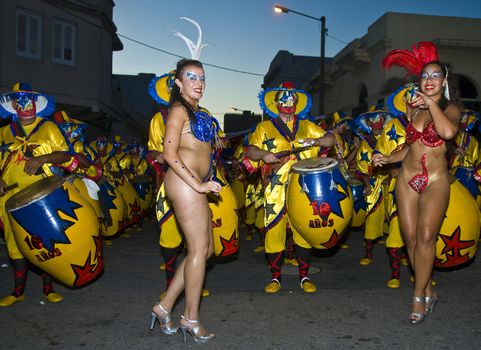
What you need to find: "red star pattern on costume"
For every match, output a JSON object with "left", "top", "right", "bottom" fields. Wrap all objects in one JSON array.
[
  {"left": 218, "top": 230, "right": 239, "bottom": 257},
  {"left": 71, "top": 235, "right": 104, "bottom": 287},
  {"left": 321, "top": 229, "right": 340, "bottom": 249},
  {"left": 126, "top": 199, "right": 142, "bottom": 226},
  {"left": 435, "top": 226, "right": 475, "bottom": 268}
]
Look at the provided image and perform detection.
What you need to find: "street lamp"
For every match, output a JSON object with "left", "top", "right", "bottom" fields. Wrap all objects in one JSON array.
[
  {"left": 230, "top": 107, "right": 250, "bottom": 113},
  {"left": 273, "top": 4, "right": 326, "bottom": 116}
]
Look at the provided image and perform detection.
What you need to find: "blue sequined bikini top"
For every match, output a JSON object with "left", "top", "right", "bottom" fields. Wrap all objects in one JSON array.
[{"left": 190, "top": 110, "right": 219, "bottom": 144}]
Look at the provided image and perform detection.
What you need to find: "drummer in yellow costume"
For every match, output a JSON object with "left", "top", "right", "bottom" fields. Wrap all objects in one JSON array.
[
  {"left": 375, "top": 89, "right": 413, "bottom": 288},
  {"left": 127, "top": 141, "right": 153, "bottom": 219},
  {"left": 246, "top": 82, "right": 335, "bottom": 294},
  {"left": 126, "top": 141, "right": 150, "bottom": 181},
  {"left": 354, "top": 111, "right": 391, "bottom": 267},
  {"left": 52, "top": 111, "right": 103, "bottom": 182},
  {"left": 328, "top": 112, "right": 355, "bottom": 169},
  {"left": 328, "top": 112, "right": 358, "bottom": 247},
  {"left": 0, "top": 83, "right": 76, "bottom": 306},
  {"left": 238, "top": 132, "right": 265, "bottom": 252}
]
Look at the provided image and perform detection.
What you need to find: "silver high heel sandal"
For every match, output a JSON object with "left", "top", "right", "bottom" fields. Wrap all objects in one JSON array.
[
  {"left": 179, "top": 315, "right": 215, "bottom": 343},
  {"left": 149, "top": 302, "right": 178, "bottom": 335},
  {"left": 408, "top": 296, "right": 427, "bottom": 325},
  {"left": 425, "top": 295, "right": 439, "bottom": 314}
]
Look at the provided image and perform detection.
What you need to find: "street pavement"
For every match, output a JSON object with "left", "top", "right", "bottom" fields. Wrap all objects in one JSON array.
[{"left": 1, "top": 219, "right": 481, "bottom": 350}]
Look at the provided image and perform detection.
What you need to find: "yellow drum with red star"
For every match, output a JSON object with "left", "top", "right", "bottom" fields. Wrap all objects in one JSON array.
[
  {"left": 132, "top": 176, "right": 154, "bottom": 218},
  {"left": 209, "top": 170, "right": 239, "bottom": 257},
  {"left": 71, "top": 176, "right": 102, "bottom": 219},
  {"left": 435, "top": 177, "right": 480, "bottom": 268},
  {"left": 116, "top": 178, "right": 142, "bottom": 228},
  {"left": 230, "top": 176, "right": 246, "bottom": 210},
  {"left": 98, "top": 179, "right": 126, "bottom": 237},
  {"left": 287, "top": 158, "right": 353, "bottom": 249},
  {"left": 6, "top": 175, "right": 103, "bottom": 288}
]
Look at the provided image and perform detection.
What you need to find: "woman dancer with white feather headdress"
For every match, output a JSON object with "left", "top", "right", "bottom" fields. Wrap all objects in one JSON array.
[{"left": 149, "top": 18, "right": 219, "bottom": 343}]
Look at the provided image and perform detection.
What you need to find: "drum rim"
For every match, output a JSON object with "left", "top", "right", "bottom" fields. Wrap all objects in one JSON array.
[
  {"left": 291, "top": 157, "right": 339, "bottom": 174},
  {"left": 5, "top": 175, "right": 67, "bottom": 212}
]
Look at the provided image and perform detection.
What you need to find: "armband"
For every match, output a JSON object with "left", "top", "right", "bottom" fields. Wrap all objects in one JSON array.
[
  {"left": 60, "top": 155, "right": 79, "bottom": 172},
  {"left": 84, "top": 163, "right": 103, "bottom": 181}
]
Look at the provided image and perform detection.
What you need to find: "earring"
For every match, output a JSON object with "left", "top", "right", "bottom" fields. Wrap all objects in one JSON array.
[{"left": 444, "top": 83, "right": 450, "bottom": 101}]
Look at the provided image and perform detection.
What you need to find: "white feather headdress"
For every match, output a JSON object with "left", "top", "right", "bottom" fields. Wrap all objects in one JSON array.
[{"left": 171, "top": 17, "right": 207, "bottom": 60}]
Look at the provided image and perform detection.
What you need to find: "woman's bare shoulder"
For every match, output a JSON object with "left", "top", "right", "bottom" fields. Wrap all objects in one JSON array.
[{"left": 168, "top": 103, "right": 189, "bottom": 122}]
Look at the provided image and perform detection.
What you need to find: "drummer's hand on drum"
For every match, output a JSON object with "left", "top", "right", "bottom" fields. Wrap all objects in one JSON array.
[
  {"left": 352, "top": 136, "right": 361, "bottom": 149},
  {"left": 197, "top": 179, "right": 222, "bottom": 194},
  {"left": 363, "top": 184, "right": 372, "bottom": 196},
  {"left": 454, "top": 148, "right": 466, "bottom": 157},
  {"left": 23, "top": 155, "right": 45, "bottom": 175},
  {"left": 261, "top": 151, "right": 280, "bottom": 164},
  {"left": 299, "top": 138, "right": 317, "bottom": 147},
  {"left": 371, "top": 153, "right": 390, "bottom": 167},
  {"left": 389, "top": 167, "right": 400, "bottom": 178},
  {"left": 149, "top": 150, "right": 165, "bottom": 164},
  {"left": 0, "top": 178, "right": 7, "bottom": 196}
]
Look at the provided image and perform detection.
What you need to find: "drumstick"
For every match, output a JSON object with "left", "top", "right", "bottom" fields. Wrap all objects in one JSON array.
[
  {"left": 274, "top": 146, "right": 312, "bottom": 159},
  {"left": 3, "top": 183, "right": 18, "bottom": 192}
]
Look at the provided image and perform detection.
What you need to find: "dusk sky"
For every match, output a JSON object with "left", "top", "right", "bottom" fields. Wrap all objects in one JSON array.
[{"left": 113, "top": 0, "right": 481, "bottom": 122}]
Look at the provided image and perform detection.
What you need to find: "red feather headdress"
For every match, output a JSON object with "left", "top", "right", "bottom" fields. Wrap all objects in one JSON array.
[{"left": 382, "top": 42, "right": 438, "bottom": 77}]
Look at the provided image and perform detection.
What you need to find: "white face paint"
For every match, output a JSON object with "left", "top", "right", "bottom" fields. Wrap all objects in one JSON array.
[
  {"left": 176, "top": 66, "right": 206, "bottom": 102},
  {"left": 186, "top": 71, "right": 205, "bottom": 82}
]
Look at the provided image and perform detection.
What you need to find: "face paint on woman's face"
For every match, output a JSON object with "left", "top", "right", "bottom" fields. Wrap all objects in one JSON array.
[
  {"left": 186, "top": 71, "right": 205, "bottom": 82},
  {"left": 420, "top": 64, "right": 445, "bottom": 95},
  {"left": 421, "top": 70, "right": 444, "bottom": 81},
  {"left": 179, "top": 66, "right": 206, "bottom": 101}
]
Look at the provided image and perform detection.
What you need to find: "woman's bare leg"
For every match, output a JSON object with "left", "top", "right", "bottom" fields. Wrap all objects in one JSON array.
[
  {"left": 156, "top": 171, "right": 214, "bottom": 325},
  {"left": 395, "top": 179, "right": 419, "bottom": 268},
  {"left": 396, "top": 175, "right": 449, "bottom": 316},
  {"left": 396, "top": 179, "right": 424, "bottom": 315},
  {"left": 415, "top": 177, "right": 449, "bottom": 298}
]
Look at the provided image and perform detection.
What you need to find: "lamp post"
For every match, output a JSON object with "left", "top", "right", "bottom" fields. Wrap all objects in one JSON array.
[{"left": 274, "top": 4, "right": 326, "bottom": 116}]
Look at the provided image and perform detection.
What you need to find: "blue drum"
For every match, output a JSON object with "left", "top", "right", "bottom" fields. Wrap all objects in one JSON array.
[{"left": 347, "top": 171, "right": 366, "bottom": 227}]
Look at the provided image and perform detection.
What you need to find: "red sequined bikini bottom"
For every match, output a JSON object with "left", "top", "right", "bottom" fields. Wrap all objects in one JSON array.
[{"left": 408, "top": 154, "right": 428, "bottom": 193}]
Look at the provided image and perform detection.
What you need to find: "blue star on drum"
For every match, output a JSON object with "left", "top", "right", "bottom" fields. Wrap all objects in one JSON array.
[{"left": 10, "top": 185, "right": 81, "bottom": 252}]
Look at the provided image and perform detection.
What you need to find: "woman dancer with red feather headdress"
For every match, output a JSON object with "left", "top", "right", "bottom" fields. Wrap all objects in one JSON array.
[{"left": 372, "top": 42, "right": 462, "bottom": 324}]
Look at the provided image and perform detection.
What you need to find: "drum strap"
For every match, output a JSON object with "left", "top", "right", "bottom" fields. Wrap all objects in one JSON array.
[
  {"left": 270, "top": 115, "right": 299, "bottom": 143},
  {"left": 398, "top": 114, "right": 409, "bottom": 129}
]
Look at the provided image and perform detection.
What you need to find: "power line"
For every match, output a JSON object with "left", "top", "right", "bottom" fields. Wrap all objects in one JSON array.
[
  {"left": 327, "top": 33, "right": 350, "bottom": 45},
  {"left": 117, "top": 34, "right": 263, "bottom": 76}
]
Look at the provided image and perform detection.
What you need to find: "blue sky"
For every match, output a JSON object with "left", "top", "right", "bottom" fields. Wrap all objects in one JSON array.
[{"left": 113, "top": 0, "right": 481, "bottom": 120}]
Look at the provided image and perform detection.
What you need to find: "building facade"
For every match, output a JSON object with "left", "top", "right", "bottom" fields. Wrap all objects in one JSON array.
[{"left": 0, "top": 0, "right": 125, "bottom": 139}]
